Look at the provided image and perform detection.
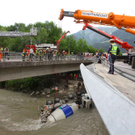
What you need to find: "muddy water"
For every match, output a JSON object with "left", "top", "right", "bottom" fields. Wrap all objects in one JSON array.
[{"left": 0, "top": 89, "right": 109, "bottom": 135}]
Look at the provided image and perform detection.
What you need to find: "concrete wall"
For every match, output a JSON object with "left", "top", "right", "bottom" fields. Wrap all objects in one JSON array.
[{"left": 0, "top": 60, "right": 92, "bottom": 81}]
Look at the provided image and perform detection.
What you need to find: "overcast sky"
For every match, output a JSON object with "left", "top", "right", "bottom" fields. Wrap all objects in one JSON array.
[{"left": 0, "top": 0, "right": 135, "bottom": 34}]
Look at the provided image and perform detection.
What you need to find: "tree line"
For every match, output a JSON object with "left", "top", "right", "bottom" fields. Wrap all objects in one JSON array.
[{"left": 0, "top": 21, "right": 104, "bottom": 54}]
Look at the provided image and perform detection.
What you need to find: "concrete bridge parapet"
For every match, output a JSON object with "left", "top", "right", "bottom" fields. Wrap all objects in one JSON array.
[{"left": 0, "top": 60, "right": 93, "bottom": 82}]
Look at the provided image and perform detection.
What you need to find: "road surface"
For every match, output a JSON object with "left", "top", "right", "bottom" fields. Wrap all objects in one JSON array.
[{"left": 94, "top": 61, "right": 135, "bottom": 103}]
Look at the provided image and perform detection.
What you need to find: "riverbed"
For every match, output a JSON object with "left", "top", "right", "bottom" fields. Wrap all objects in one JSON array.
[{"left": 0, "top": 89, "right": 109, "bottom": 135}]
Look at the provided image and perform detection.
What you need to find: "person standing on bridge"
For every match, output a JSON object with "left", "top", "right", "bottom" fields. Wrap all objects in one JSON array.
[
  {"left": 21, "top": 49, "right": 26, "bottom": 61},
  {"left": 29, "top": 47, "right": 34, "bottom": 61},
  {"left": 4, "top": 47, "right": 9, "bottom": 60},
  {"left": 0, "top": 46, "right": 3, "bottom": 62},
  {"left": 107, "top": 39, "right": 120, "bottom": 74}
]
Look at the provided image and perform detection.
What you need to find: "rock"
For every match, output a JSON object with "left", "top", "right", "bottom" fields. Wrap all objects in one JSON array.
[
  {"left": 22, "top": 90, "right": 27, "bottom": 93},
  {"left": 30, "top": 91, "right": 35, "bottom": 96},
  {"left": 46, "top": 95, "right": 50, "bottom": 98},
  {"left": 41, "top": 92, "right": 46, "bottom": 96},
  {"left": 44, "top": 88, "right": 51, "bottom": 94},
  {"left": 51, "top": 87, "right": 55, "bottom": 91},
  {"left": 59, "top": 90, "right": 63, "bottom": 94},
  {"left": 36, "top": 91, "right": 40, "bottom": 95}
]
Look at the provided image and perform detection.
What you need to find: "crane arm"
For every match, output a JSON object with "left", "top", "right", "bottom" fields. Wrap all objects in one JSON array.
[
  {"left": 59, "top": 9, "right": 135, "bottom": 35},
  {"left": 56, "top": 31, "right": 70, "bottom": 51},
  {"left": 83, "top": 23, "right": 134, "bottom": 51}
]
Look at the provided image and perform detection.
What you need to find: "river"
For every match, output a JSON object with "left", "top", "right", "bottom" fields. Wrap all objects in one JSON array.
[{"left": 0, "top": 89, "right": 109, "bottom": 135}]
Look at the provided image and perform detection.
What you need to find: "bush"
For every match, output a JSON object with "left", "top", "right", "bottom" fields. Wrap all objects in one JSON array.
[
  {"left": 0, "top": 81, "right": 6, "bottom": 88},
  {"left": 2, "top": 75, "right": 54, "bottom": 92}
]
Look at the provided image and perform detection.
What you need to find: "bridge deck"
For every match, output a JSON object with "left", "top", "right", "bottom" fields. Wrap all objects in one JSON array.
[{"left": 0, "top": 59, "right": 93, "bottom": 82}]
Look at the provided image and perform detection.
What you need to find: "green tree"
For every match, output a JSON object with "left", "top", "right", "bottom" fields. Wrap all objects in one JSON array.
[
  {"left": 36, "top": 27, "right": 48, "bottom": 44},
  {"left": 59, "top": 39, "right": 67, "bottom": 51},
  {"left": 67, "top": 35, "right": 77, "bottom": 54},
  {"left": 0, "top": 25, "right": 6, "bottom": 31},
  {"left": 88, "top": 45, "right": 97, "bottom": 54},
  {"left": 98, "top": 48, "right": 105, "bottom": 53},
  {"left": 76, "top": 38, "right": 89, "bottom": 53}
]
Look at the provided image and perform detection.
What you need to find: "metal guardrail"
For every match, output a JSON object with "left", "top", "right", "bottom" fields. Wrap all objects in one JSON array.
[
  {"left": 0, "top": 52, "right": 95, "bottom": 62},
  {"left": 1, "top": 52, "right": 22, "bottom": 61},
  {"left": 80, "top": 63, "right": 135, "bottom": 135}
]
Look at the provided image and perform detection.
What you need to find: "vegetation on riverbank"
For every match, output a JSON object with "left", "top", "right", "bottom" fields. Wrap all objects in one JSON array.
[{"left": 0, "top": 75, "right": 54, "bottom": 92}]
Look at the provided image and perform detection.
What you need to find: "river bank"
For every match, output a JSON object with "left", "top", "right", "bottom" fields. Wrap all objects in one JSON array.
[{"left": 0, "top": 72, "right": 85, "bottom": 100}]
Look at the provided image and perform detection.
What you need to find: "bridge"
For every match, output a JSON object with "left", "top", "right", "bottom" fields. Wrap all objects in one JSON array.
[
  {"left": 0, "top": 27, "right": 37, "bottom": 37},
  {"left": 1, "top": 53, "right": 135, "bottom": 134},
  {"left": 0, "top": 55, "right": 94, "bottom": 82}
]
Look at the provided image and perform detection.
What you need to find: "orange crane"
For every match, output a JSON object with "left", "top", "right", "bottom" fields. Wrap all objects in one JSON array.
[
  {"left": 59, "top": 9, "right": 135, "bottom": 35},
  {"left": 56, "top": 31, "right": 70, "bottom": 51},
  {"left": 83, "top": 23, "right": 134, "bottom": 51},
  {"left": 59, "top": 9, "right": 135, "bottom": 68}
]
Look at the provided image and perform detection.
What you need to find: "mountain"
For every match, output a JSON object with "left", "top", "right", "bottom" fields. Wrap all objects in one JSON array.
[
  {"left": 72, "top": 26, "right": 117, "bottom": 45},
  {"left": 72, "top": 26, "right": 135, "bottom": 52}
]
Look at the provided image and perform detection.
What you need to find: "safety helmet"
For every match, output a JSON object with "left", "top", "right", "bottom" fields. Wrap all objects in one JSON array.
[{"left": 110, "top": 39, "right": 115, "bottom": 42}]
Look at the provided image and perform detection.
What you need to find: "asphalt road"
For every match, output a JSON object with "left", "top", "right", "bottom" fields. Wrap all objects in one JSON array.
[
  {"left": 94, "top": 62, "right": 135, "bottom": 104},
  {"left": 115, "top": 61, "right": 135, "bottom": 76}
]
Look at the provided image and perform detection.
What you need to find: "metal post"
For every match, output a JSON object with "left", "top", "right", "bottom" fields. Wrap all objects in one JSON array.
[{"left": 30, "top": 36, "right": 32, "bottom": 45}]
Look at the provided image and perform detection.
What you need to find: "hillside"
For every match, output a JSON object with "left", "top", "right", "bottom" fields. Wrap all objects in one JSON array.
[
  {"left": 72, "top": 26, "right": 117, "bottom": 45},
  {"left": 72, "top": 26, "right": 135, "bottom": 52},
  {"left": 92, "top": 30, "right": 135, "bottom": 52}
]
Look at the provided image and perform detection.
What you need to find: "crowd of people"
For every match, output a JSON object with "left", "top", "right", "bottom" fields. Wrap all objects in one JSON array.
[
  {"left": 21, "top": 47, "right": 86, "bottom": 62},
  {"left": 22, "top": 48, "right": 69, "bottom": 61},
  {"left": 0, "top": 46, "right": 90, "bottom": 62}
]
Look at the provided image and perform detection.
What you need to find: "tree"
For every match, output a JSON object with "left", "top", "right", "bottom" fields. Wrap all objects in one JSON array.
[
  {"left": 59, "top": 39, "right": 67, "bottom": 51},
  {"left": 36, "top": 27, "right": 48, "bottom": 44},
  {"left": 98, "top": 48, "right": 105, "bottom": 53},
  {"left": 0, "top": 21, "right": 100, "bottom": 53},
  {"left": 88, "top": 45, "right": 97, "bottom": 54},
  {"left": 67, "top": 35, "right": 77, "bottom": 53}
]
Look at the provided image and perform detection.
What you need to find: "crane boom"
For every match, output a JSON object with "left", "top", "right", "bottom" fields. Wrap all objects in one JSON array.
[
  {"left": 59, "top": 9, "right": 135, "bottom": 35},
  {"left": 83, "top": 23, "right": 134, "bottom": 51},
  {"left": 56, "top": 31, "right": 70, "bottom": 51}
]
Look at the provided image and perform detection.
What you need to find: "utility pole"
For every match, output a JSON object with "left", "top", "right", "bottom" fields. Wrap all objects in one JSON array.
[{"left": 30, "top": 27, "right": 37, "bottom": 45}]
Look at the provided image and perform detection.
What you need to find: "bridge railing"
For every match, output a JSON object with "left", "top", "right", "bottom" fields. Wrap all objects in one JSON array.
[
  {"left": 0, "top": 52, "right": 96, "bottom": 62},
  {"left": 1, "top": 52, "right": 22, "bottom": 61}
]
